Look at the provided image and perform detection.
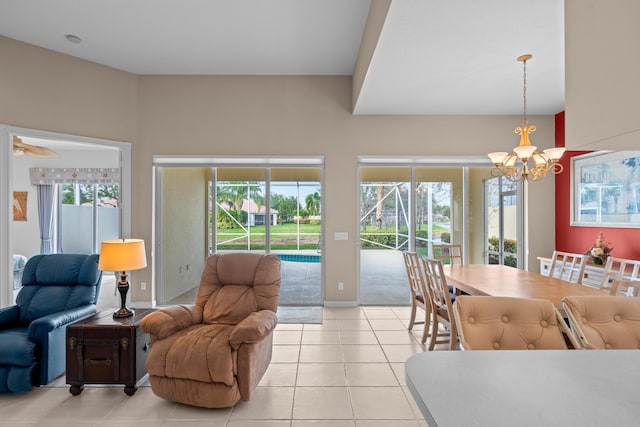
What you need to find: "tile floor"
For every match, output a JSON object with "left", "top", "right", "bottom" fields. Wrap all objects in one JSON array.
[{"left": 0, "top": 306, "right": 438, "bottom": 426}]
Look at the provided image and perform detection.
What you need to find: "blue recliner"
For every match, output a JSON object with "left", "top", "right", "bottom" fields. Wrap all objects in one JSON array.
[{"left": 0, "top": 254, "right": 102, "bottom": 393}]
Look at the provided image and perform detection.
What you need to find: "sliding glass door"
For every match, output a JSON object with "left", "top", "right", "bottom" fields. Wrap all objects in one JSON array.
[{"left": 155, "top": 160, "right": 323, "bottom": 307}]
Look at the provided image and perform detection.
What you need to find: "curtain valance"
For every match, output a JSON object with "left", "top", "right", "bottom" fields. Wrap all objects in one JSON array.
[{"left": 30, "top": 168, "right": 120, "bottom": 185}]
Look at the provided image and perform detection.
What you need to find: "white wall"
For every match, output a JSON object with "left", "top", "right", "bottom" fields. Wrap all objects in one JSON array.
[{"left": 565, "top": 0, "right": 640, "bottom": 151}]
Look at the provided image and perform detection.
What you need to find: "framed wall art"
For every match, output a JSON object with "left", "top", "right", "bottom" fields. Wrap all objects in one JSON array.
[
  {"left": 571, "top": 151, "right": 640, "bottom": 227},
  {"left": 13, "top": 191, "right": 28, "bottom": 221}
]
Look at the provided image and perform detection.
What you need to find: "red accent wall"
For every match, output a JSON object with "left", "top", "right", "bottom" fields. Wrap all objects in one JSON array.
[{"left": 554, "top": 111, "right": 640, "bottom": 259}]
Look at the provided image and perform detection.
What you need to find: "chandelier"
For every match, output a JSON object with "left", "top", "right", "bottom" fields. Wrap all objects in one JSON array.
[{"left": 488, "top": 54, "right": 565, "bottom": 182}]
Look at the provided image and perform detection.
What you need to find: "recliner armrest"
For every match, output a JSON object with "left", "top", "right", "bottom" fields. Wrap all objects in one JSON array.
[
  {"left": 229, "top": 310, "right": 277, "bottom": 350},
  {"left": 28, "top": 305, "right": 97, "bottom": 342},
  {"left": 140, "top": 304, "right": 202, "bottom": 340},
  {"left": 0, "top": 305, "right": 21, "bottom": 330}
]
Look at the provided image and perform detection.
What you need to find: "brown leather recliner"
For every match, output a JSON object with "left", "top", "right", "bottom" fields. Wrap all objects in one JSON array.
[{"left": 140, "top": 253, "right": 281, "bottom": 408}]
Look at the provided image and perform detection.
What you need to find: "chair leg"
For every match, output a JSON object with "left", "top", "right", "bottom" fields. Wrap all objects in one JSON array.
[
  {"left": 428, "top": 316, "right": 439, "bottom": 351},
  {"left": 448, "top": 328, "right": 457, "bottom": 351},
  {"left": 420, "top": 308, "right": 431, "bottom": 344},
  {"left": 408, "top": 303, "right": 417, "bottom": 330}
]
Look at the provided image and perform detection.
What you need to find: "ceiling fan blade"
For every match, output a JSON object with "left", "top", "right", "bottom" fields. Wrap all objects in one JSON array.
[{"left": 13, "top": 135, "right": 59, "bottom": 158}]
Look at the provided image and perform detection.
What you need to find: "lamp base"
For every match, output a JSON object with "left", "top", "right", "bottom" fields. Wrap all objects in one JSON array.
[
  {"left": 114, "top": 271, "right": 134, "bottom": 318},
  {"left": 114, "top": 307, "right": 135, "bottom": 318}
]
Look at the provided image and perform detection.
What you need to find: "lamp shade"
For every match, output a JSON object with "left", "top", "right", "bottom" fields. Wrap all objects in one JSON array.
[{"left": 98, "top": 239, "right": 147, "bottom": 272}]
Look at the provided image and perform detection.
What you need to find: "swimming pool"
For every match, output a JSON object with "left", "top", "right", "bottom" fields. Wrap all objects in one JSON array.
[{"left": 275, "top": 254, "right": 322, "bottom": 263}]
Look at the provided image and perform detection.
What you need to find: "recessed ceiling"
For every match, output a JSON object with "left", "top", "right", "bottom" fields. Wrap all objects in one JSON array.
[{"left": 0, "top": 0, "right": 564, "bottom": 115}]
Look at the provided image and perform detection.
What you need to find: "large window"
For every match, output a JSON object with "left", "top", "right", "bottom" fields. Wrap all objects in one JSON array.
[
  {"left": 58, "top": 183, "right": 120, "bottom": 253},
  {"left": 485, "top": 177, "right": 520, "bottom": 267}
]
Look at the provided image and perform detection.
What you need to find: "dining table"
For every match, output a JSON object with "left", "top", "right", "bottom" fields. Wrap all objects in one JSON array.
[{"left": 442, "top": 264, "right": 607, "bottom": 313}]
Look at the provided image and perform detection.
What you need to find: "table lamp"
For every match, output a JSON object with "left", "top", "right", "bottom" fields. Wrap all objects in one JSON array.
[{"left": 98, "top": 238, "right": 147, "bottom": 318}]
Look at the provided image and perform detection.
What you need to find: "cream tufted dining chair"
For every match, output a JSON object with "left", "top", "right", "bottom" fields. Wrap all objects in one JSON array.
[
  {"left": 453, "top": 296, "right": 579, "bottom": 350},
  {"left": 562, "top": 295, "right": 640, "bottom": 349}
]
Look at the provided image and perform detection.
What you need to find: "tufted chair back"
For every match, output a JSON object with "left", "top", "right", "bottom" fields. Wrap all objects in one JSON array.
[
  {"left": 454, "top": 296, "right": 577, "bottom": 350},
  {"left": 195, "top": 253, "right": 280, "bottom": 325},
  {"left": 17, "top": 254, "right": 102, "bottom": 324},
  {"left": 562, "top": 296, "right": 640, "bottom": 349}
]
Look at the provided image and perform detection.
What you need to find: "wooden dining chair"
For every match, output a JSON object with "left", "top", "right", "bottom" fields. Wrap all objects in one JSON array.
[
  {"left": 600, "top": 257, "right": 640, "bottom": 290},
  {"left": 402, "top": 251, "right": 432, "bottom": 343},
  {"left": 562, "top": 295, "right": 640, "bottom": 349},
  {"left": 421, "top": 257, "right": 458, "bottom": 350},
  {"left": 547, "top": 250, "right": 587, "bottom": 284},
  {"left": 609, "top": 279, "right": 640, "bottom": 297},
  {"left": 453, "top": 296, "right": 579, "bottom": 350},
  {"left": 431, "top": 244, "right": 463, "bottom": 266}
]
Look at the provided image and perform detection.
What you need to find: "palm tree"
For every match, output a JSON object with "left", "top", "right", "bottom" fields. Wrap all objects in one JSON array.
[{"left": 305, "top": 192, "right": 321, "bottom": 216}]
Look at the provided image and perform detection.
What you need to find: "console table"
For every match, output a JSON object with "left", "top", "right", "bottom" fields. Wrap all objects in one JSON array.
[{"left": 66, "top": 309, "right": 153, "bottom": 396}]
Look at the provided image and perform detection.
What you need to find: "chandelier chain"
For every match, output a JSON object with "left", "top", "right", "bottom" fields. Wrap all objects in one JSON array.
[{"left": 522, "top": 58, "right": 527, "bottom": 120}]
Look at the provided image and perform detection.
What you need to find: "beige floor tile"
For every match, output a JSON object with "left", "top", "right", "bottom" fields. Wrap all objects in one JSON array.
[
  {"left": 108, "top": 388, "right": 175, "bottom": 420},
  {"left": 380, "top": 344, "right": 424, "bottom": 363},
  {"left": 374, "top": 330, "right": 420, "bottom": 345},
  {"left": 299, "top": 345, "right": 344, "bottom": 363},
  {"left": 402, "top": 386, "right": 426, "bottom": 420},
  {"left": 41, "top": 388, "right": 127, "bottom": 422},
  {"left": 339, "top": 330, "right": 379, "bottom": 345},
  {"left": 293, "top": 421, "right": 355, "bottom": 427},
  {"left": 0, "top": 388, "right": 70, "bottom": 421},
  {"left": 277, "top": 323, "right": 304, "bottom": 331},
  {"left": 230, "top": 387, "right": 294, "bottom": 420},
  {"left": 391, "top": 307, "right": 415, "bottom": 320},
  {"left": 303, "top": 319, "right": 338, "bottom": 330},
  {"left": 390, "top": 362, "right": 407, "bottom": 386},
  {"left": 167, "top": 402, "right": 231, "bottom": 421},
  {"left": 325, "top": 307, "right": 366, "bottom": 319},
  {"left": 362, "top": 307, "right": 399, "bottom": 319},
  {"left": 272, "top": 345, "right": 301, "bottom": 363},
  {"left": 350, "top": 387, "right": 416, "bottom": 420},
  {"left": 301, "top": 330, "right": 341, "bottom": 345},
  {"left": 227, "top": 421, "right": 291, "bottom": 427},
  {"left": 336, "top": 319, "right": 372, "bottom": 331},
  {"left": 274, "top": 330, "right": 303, "bottom": 345},
  {"left": 296, "top": 363, "right": 348, "bottom": 386},
  {"left": 293, "top": 387, "right": 353, "bottom": 419},
  {"left": 113, "top": 422, "right": 200, "bottom": 427},
  {"left": 260, "top": 363, "right": 299, "bottom": 386},
  {"left": 341, "top": 345, "right": 387, "bottom": 363},
  {"left": 356, "top": 421, "right": 422, "bottom": 427},
  {"left": 345, "top": 363, "right": 398, "bottom": 386},
  {"left": 368, "top": 319, "right": 407, "bottom": 330}
]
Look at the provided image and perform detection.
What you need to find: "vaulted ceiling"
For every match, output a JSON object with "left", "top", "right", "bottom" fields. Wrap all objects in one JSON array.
[{"left": 0, "top": 0, "right": 564, "bottom": 116}]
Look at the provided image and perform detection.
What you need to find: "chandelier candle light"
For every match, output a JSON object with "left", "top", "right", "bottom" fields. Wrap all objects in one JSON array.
[
  {"left": 98, "top": 238, "right": 147, "bottom": 318},
  {"left": 488, "top": 54, "right": 565, "bottom": 182}
]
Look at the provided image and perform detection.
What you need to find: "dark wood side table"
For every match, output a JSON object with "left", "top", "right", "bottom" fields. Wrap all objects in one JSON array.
[{"left": 66, "top": 308, "right": 154, "bottom": 396}]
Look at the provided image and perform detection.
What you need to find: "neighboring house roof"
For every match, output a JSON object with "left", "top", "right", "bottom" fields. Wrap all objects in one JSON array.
[
  {"left": 221, "top": 199, "right": 278, "bottom": 214},
  {"left": 240, "top": 199, "right": 278, "bottom": 214}
]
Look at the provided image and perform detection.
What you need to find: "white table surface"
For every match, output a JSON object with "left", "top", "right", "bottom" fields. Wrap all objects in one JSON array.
[{"left": 405, "top": 350, "right": 640, "bottom": 427}]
